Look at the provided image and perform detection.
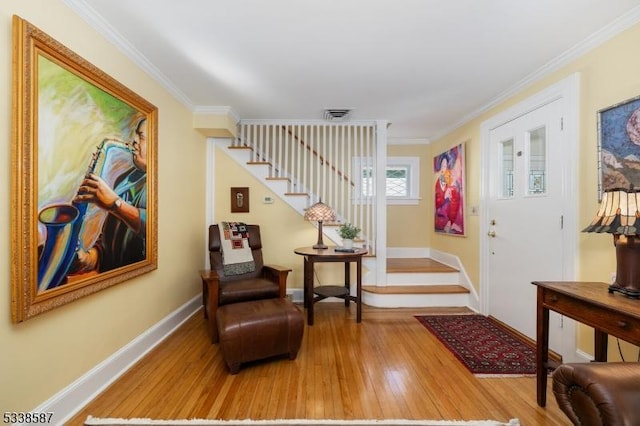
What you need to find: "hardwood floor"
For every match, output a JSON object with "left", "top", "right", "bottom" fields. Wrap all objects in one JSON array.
[{"left": 68, "top": 304, "right": 570, "bottom": 425}]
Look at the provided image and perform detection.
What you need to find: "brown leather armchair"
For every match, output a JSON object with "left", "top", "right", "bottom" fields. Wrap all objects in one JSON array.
[
  {"left": 200, "top": 224, "right": 291, "bottom": 343},
  {"left": 552, "top": 362, "right": 640, "bottom": 426}
]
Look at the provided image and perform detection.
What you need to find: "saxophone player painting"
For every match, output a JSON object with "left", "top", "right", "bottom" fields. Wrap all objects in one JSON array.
[
  {"left": 11, "top": 16, "right": 157, "bottom": 322},
  {"left": 72, "top": 118, "right": 149, "bottom": 276}
]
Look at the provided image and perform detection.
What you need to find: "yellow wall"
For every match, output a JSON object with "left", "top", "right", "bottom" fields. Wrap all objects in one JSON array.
[
  {"left": 429, "top": 23, "right": 640, "bottom": 359},
  {"left": 1, "top": 0, "right": 206, "bottom": 411},
  {"left": 387, "top": 143, "right": 431, "bottom": 248},
  {"left": 213, "top": 146, "right": 352, "bottom": 290},
  {"left": 4, "top": 0, "right": 640, "bottom": 413},
  {"left": 428, "top": 127, "right": 482, "bottom": 287}
]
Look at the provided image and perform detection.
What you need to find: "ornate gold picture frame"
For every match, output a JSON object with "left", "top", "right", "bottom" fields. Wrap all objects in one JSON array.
[{"left": 11, "top": 16, "right": 158, "bottom": 322}]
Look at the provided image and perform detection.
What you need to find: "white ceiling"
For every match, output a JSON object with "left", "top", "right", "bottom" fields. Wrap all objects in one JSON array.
[{"left": 66, "top": 0, "right": 640, "bottom": 141}]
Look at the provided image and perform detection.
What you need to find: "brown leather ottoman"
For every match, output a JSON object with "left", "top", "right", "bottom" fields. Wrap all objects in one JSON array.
[{"left": 216, "top": 298, "right": 303, "bottom": 374}]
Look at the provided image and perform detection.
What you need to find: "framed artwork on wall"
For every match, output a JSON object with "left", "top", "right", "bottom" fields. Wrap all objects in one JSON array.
[
  {"left": 433, "top": 143, "right": 465, "bottom": 236},
  {"left": 230, "top": 187, "right": 250, "bottom": 213},
  {"left": 598, "top": 94, "right": 640, "bottom": 196},
  {"left": 11, "top": 16, "right": 158, "bottom": 322}
]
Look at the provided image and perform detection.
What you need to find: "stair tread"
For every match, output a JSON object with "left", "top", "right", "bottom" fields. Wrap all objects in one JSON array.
[
  {"left": 363, "top": 285, "right": 469, "bottom": 295},
  {"left": 387, "top": 258, "right": 458, "bottom": 273}
]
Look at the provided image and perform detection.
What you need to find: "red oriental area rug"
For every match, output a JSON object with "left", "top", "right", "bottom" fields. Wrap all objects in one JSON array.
[{"left": 415, "top": 314, "right": 536, "bottom": 376}]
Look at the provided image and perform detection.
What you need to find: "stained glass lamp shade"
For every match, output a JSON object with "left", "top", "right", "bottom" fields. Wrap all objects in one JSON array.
[{"left": 304, "top": 199, "right": 336, "bottom": 249}]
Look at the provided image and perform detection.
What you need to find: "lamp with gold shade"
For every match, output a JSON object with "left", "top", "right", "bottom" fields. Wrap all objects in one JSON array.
[
  {"left": 583, "top": 188, "right": 640, "bottom": 298},
  {"left": 304, "top": 198, "right": 336, "bottom": 249}
]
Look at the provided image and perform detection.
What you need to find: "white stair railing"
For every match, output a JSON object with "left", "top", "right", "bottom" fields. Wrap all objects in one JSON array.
[{"left": 234, "top": 120, "right": 379, "bottom": 254}]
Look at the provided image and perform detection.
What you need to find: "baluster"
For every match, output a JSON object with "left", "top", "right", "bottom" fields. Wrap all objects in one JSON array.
[
  {"left": 366, "top": 125, "right": 373, "bottom": 249},
  {"left": 302, "top": 124, "right": 308, "bottom": 197}
]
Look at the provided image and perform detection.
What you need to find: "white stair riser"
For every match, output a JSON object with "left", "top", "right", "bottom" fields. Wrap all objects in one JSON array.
[
  {"left": 226, "top": 147, "right": 252, "bottom": 163},
  {"left": 386, "top": 272, "right": 460, "bottom": 285},
  {"left": 249, "top": 163, "right": 271, "bottom": 180},
  {"left": 267, "top": 180, "right": 289, "bottom": 193},
  {"left": 363, "top": 292, "right": 469, "bottom": 308}
]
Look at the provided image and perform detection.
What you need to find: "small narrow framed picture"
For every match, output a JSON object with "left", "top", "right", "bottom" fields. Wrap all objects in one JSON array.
[{"left": 230, "top": 187, "right": 250, "bottom": 213}]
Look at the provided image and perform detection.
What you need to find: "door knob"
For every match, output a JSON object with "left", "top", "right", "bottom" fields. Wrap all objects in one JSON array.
[{"left": 487, "top": 230, "right": 496, "bottom": 237}]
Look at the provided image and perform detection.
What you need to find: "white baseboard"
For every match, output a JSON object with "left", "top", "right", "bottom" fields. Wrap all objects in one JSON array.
[
  {"left": 429, "top": 248, "right": 479, "bottom": 312},
  {"left": 575, "top": 348, "right": 594, "bottom": 362},
  {"left": 27, "top": 296, "right": 202, "bottom": 426}
]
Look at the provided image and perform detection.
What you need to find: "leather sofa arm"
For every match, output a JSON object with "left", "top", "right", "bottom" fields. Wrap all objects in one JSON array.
[
  {"left": 552, "top": 362, "right": 640, "bottom": 426},
  {"left": 262, "top": 264, "right": 292, "bottom": 298}
]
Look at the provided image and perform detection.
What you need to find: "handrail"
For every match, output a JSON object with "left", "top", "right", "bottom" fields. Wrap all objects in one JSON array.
[
  {"left": 235, "top": 121, "right": 377, "bottom": 255},
  {"left": 282, "top": 125, "right": 354, "bottom": 187}
]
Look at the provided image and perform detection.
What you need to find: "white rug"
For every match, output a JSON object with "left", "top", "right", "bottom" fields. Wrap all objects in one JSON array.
[{"left": 84, "top": 417, "right": 521, "bottom": 426}]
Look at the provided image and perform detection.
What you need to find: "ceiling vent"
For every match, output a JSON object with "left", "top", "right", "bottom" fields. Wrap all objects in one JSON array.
[{"left": 323, "top": 108, "right": 352, "bottom": 121}]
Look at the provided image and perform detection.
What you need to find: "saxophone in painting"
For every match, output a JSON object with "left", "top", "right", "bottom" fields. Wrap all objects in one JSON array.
[{"left": 37, "top": 138, "right": 131, "bottom": 291}]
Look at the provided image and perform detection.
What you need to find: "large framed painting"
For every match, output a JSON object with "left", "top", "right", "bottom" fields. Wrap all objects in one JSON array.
[
  {"left": 11, "top": 16, "right": 158, "bottom": 322},
  {"left": 598, "top": 95, "right": 640, "bottom": 195},
  {"left": 434, "top": 143, "right": 465, "bottom": 236}
]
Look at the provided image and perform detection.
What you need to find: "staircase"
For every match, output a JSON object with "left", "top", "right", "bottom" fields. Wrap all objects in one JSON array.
[
  {"left": 215, "top": 125, "right": 475, "bottom": 309},
  {"left": 363, "top": 257, "right": 471, "bottom": 308},
  {"left": 221, "top": 121, "right": 382, "bottom": 253}
]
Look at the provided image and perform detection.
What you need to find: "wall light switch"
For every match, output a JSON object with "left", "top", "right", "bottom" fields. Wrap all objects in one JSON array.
[
  {"left": 263, "top": 196, "right": 274, "bottom": 204},
  {"left": 469, "top": 205, "right": 479, "bottom": 216}
]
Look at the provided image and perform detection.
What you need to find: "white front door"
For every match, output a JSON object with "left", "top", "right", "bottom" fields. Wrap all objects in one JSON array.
[
  {"left": 487, "top": 99, "right": 566, "bottom": 350},
  {"left": 481, "top": 75, "right": 580, "bottom": 361}
]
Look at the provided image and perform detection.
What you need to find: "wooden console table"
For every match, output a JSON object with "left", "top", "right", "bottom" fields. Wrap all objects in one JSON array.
[
  {"left": 294, "top": 246, "right": 368, "bottom": 325},
  {"left": 533, "top": 281, "right": 640, "bottom": 407}
]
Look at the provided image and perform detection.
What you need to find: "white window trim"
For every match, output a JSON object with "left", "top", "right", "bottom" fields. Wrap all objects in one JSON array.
[
  {"left": 387, "top": 156, "right": 421, "bottom": 205},
  {"left": 353, "top": 156, "right": 421, "bottom": 205}
]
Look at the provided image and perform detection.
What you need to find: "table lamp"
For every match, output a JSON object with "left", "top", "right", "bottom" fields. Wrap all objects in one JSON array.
[
  {"left": 304, "top": 198, "right": 336, "bottom": 249},
  {"left": 583, "top": 188, "right": 640, "bottom": 298}
]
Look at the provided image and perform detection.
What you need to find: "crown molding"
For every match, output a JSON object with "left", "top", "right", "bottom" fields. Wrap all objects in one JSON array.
[
  {"left": 431, "top": 5, "right": 640, "bottom": 141},
  {"left": 63, "top": 0, "right": 195, "bottom": 110},
  {"left": 194, "top": 106, "right": 241, "bottom": 123},
  {"left": 65, "top": 1, "right": 640, "bottom": 137}
]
